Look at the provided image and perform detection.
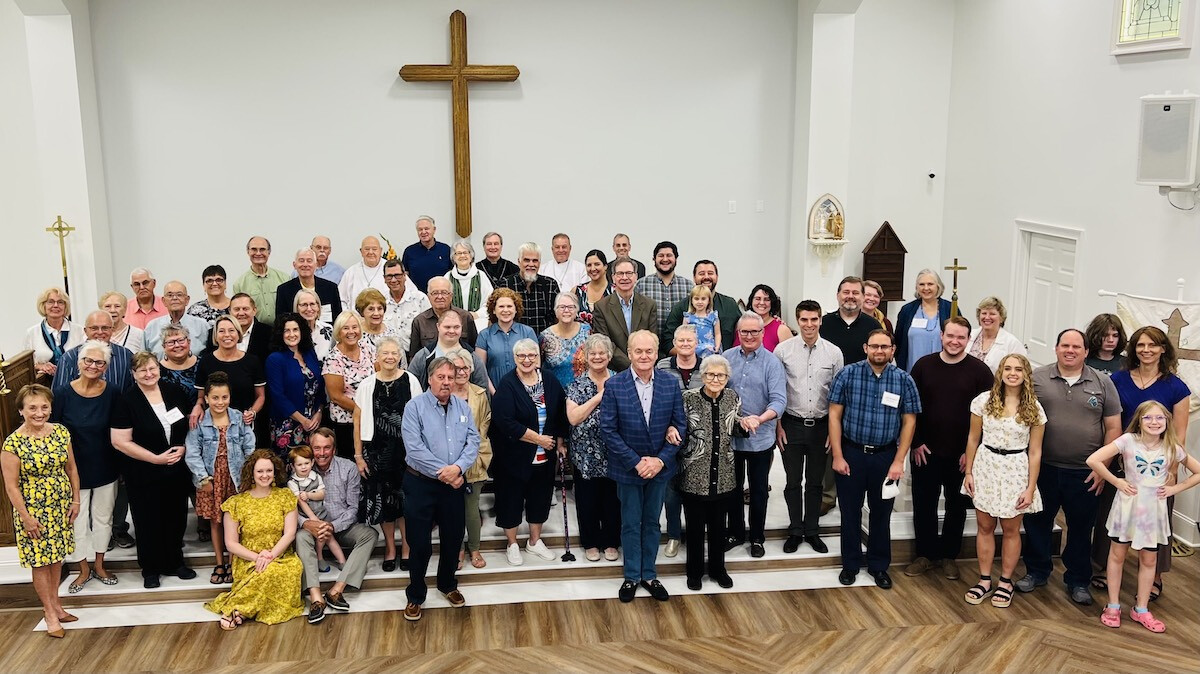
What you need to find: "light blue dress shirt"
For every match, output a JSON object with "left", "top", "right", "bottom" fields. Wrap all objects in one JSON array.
[
  {"left": 723, "top": 345, "right": 787, "bottom": 452},
  {"left": 401, "top": 390, "right": 481, "bottom": 479}
]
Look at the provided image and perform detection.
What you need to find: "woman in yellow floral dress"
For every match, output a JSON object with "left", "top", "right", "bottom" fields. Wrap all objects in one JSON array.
[
  {"left": 205, "top": 449, "right": 303, "bottom": 629},
  {"left": 1, "top": 384, "right": 80, "bottom": 638}
]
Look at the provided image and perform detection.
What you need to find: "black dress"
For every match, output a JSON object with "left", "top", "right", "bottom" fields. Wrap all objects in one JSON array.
[{"left": 360, "top": 373, "right": 415, "bottom": 524}]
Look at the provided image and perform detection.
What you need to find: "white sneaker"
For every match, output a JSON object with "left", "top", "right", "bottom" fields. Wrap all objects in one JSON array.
[
  {"left": 526, "top": 538, "right": 556, "bottom": 561},
  {"left": 505, "top": 543, "right": 524, "bottom": 566},
  {"left": 664, "top": 539, "right": 681, "bottom": 558}
]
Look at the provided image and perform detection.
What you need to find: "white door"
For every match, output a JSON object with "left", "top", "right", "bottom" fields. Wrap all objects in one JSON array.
[{"left": 1020, "top": 233, "right": 1077, "bottom": 367}]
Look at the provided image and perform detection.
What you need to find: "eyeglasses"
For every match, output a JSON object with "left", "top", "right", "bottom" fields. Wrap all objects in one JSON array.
[
  {"left": 164, "top": 293, "right": 187, "bottom": 300},
  {"left": 1141, "top": 415, "right": 1168, "bottom": 423},
  {"left": 554, "top": 305, "right": 577, "bottom": 311},
  {"left": 203, "top": 278, "right": 225, "bottom": 285},
  {"left": 738, "top": 329, "right": 763, "bottom": 336},
  {"left": 164, "top": 337, "right": 189, "bottom": 347},
  {"left": 131, "top": 280, "right": 153, "bottom": 288},
  {"left": 703, "top": 372, "right": 729, "bottom": 381},
  {"left": 44, "top": 299, "right": 66, "bottom": 306},
  {"left": 515, "top": 354, "right": 538, "bottom": 361},
  {"left": 866, "top": 344, "right": 893, "bottom": 350},
  {"left": 384, "top": 273, "right": 405, "bottom": 280},
  {"left": 81, "top": 357, "right": 107, "bottom": 368},
  {"left": 453, "top": 365, "right": 471, "bottom": 372},
  {"left": 429, "top": 290, "right": 451, "bottom": 297},
  {"left": 613, "top": 271, "right": 636, "bottom": 277}
]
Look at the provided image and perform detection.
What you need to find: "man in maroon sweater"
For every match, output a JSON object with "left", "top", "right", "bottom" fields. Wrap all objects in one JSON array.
[{"left": 905, "top": 315, "right": 994, "bottom": 580}]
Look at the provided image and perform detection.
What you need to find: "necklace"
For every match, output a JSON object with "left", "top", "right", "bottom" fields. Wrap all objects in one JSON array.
[
  {"left": 360, "top": 263, "right": 382, "bottom": 288},
  {"left": 1133, "top": 368, "right": 1160, "bottom": 389}
]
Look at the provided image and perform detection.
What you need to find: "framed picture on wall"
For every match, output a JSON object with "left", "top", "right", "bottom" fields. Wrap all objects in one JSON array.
[{"left": 1112, "top": 0, "right": 1193, "bottom": 54}]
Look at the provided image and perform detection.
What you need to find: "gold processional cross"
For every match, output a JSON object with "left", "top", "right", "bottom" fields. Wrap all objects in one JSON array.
[
  {"left": 399, "top": 10, "right": 520, "bottom": 239},
  {"left": 46, "top": 215, "right": 76, "bottom": 298},
  {"left": 944, "top": 257, "right": 967, "bottom": 318}
]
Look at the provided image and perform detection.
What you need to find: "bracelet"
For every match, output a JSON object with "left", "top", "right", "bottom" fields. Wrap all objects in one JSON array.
[{"left": 70, "top": 500, "right": 80, "bottom": 504}]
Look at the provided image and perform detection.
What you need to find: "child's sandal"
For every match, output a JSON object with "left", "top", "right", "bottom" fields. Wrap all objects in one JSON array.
[
  {"left": 1129, "top": 609, "right": 1165, "bottom": 633},
  {"left": 1100, "top": 605, "right": 1121, "bottom": 628},
  {"left": 990, "top": 578, "right": 1014, "bottom": 608},
  {"left": 964, "top": 575, "right": 993, "bottom": 605}
]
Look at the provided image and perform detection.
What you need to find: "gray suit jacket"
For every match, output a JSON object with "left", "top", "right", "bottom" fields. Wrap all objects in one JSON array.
[{"left": 591, "top": 292, "right": 657, "bottom": 371}]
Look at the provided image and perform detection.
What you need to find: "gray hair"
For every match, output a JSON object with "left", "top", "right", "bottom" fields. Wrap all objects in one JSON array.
[
  {"left": 737, "top": 311, "right": 764, "bottom": 328},
  {"left": 554, "top": 292, "right": 579, "bottom": 310},
  {"left": 375, "top": 336, "right": 403, "bottom": 355},
  {"left": 293, "top": 289, "right": 321, "bottom": 312},
  {"left": 583, "top": 333, "right": 614, "bottom": 359},
  {"left": 483, "top": 231, "right": 503, "bottom": 244},
  {"left": 673, "top": 323, "right": 698, "bottom": 340},
  {"left": 78, "top": 340, "right": 113, "bottom": 366},
  {"left": 442, "top": 346, "right": 474, "bottom": 374},
  {"left": 451, "top": 239, "right": 476, "bottom": 262},
  {"left": 513, "top": 337, "right": 540, "bottom": 357},
  {"left": 129, "top": 267, "right": 154, "bottom": 283},
  {"left": 517, "top": 242, "right": 542, "bottom": 260},
  {"left": 427, "top": 356, "right": 454, "bottom": 381},
  {"left": 699, "top": 354, "right": 731, "bottom": 378},
  {"left": 294, "top": 247, "right": 317, "bottom": 260},
  {"left": 160, "top": 323, "right": 192, "bottom": 343},
  {"left": 416, "top": 215, "right": 435, "bottom": 227},
  {"left": 913, "top": 269, "right": 946, "bottom": 298}
]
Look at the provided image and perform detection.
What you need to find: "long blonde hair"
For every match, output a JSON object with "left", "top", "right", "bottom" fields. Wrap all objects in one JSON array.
[
  {"left": 1126, "top": 400, "right": 1182, "bottom": 477},
  {"left": 984, "top": 354, "right": 1041, "bottom": 427}
]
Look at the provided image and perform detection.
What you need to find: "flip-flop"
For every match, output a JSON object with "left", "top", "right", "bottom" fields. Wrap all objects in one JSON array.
[{"left": 1090, "top": 574, "right": 1108, "bottom": 591}]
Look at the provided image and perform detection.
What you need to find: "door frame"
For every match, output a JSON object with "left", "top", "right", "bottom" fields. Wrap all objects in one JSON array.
[{"left": 1009, "top": 219, "right": 1085, "bottom": 362}]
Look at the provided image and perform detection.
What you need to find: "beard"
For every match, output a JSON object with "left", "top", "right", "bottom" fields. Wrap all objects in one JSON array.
[
  {"left": 840, "top": 299, "right": 860, "bottom": 313},
  {"left": 656, "top": 260, "right": 677, "bottom": 275},
  {"left": 521, "top": 271, "right": 539, "bottom": 284}
]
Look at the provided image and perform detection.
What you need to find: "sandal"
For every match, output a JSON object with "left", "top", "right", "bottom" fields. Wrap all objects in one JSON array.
[
  {"left": 1090, "top": 574, "right": 1107, "bottom": 591},
  {"left": 1100, "top": 605, "right": 1121, "bottom": 628},
  {"left": 470, "top": 551, "right": 487, "bottom": 569},
  {"left": 1129, "top": 608, "right": 1165, "bottom": 633},
  {"left": 210, "top": 564, "right": 227, "bottom": 585},
  {"left": 219, "top": 614, "right": 238, "bottom": 631},
  {"left": 1149, "top": 580, "right": 1163, "bottom": 602},
  {"left": 220, "top": 566, "right": 233, "bottom": 584},
  {"left": 964, "top": 575, "right": 994, "bottom": 605},
  {"left": 232, "top": 610, "right": 243, "bottom": 626},
  {"left": 90, "top": 570, "right": 118, "bottom": 586},
  {"left": 991, "top": 578, "right": 1014, "bottom": 608}
]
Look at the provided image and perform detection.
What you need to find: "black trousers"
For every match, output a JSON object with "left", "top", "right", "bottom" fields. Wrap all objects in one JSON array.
[
  {"left": 683, "top": 492, "right": 736, "bottom": 582},
  {"left": 126, "top": 474, "right": 190, "bottom": 577},
  {"left": 780, "top": 415, "right": 829, "bottom": 537},
  {"left": 727, "top": 450, "right": 772, "bottom": 543},
  {"left": 911, "top": 452, "right": 970, "bottom": 561},
  {"left": 574, "top": 473, "right": 621, "bottom": 550},
  {"left": 835, "top": 443, "right": 896, "bottom": 573},
  {"left": 403, "top": 471, "right": 466, "bottom": 605}
]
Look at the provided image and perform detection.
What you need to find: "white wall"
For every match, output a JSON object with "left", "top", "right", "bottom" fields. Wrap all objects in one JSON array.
[{"left": 86, "top": 0, "right": 799, "bottom": 304}]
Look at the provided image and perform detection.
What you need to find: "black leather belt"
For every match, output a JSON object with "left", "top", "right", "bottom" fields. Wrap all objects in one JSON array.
[
  {"left": 406, "top": 466, "right": 437, "bottom": 481},
  {"left": 985, "top": 445, "right": 1027, "bottom": 456},
  {"left": 784, "top": 413, "right": 827, "bottom": 427},
  {"left": 845, "top": 440, "right": 897, "bottom": 455}
]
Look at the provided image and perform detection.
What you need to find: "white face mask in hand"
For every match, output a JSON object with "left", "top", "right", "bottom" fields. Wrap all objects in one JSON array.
[{"left": 880, "top": 478, "right": 900, "bottom": 500}]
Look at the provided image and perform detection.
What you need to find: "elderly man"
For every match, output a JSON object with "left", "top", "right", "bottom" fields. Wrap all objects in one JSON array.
[
  {"left": 309, "top": 235, "right": 345, "bottom": 283},
  {"left": 829, "top": 329, "right": 921, "bottom": 589},
  {"left": 99, "top": 291, "right": 145, "bottom": 353},
  {"left": 592, "top": 258, "right": 657, "bottom": 372},
  {"left": 600, "top": 330, "right": 686, "bottom": 602},
  {"left": 402, "top": 215, "right": 453, "bottom": 292},
  {"left": 338, "top": 236, "right": 388, "bottom": 309},
  {"left": 125, "top": 267, "right": 167, "bottom": 329},
  {"left": 905, "top": 316, "right": 994, "bottom": 580},
  {"left": 723, "top": 313, "right": 787, "bottom": 558},
  {"left": 276, "top": 248, "right": 343, "bottom": 324},
  {"left": 475, "top": 231, "right": 519, "bottom": 286},
  {"left": 231, "top": 236, "right": 289, "bottom": 326},
  {"left": 662, "top": 259, "right": 741, "bottom": 353},
  {"left": 408, "top": 311, "right": 489, "bottom": 390},
  {"left": 229, "top": 293, "right": 273, "bottom": 364},
  {"left": 774, "top": 300, "right": 843, "bottom": 554},
  {"left": 654, "top": 323, "right": 704, "bottom": 555},
  {"left": 1018, "top": 328, "right": 1121, "bottom": 605},
  {"left": 634, "top": 241, "right": 694, "bottom": 337},
  {"left": 539, "top": 233, "right": 588, "bottom": 290},
  {"left": 407, "top": 276, "right": 478, "bottom": 362},
  {"left": 607, "top": 233, "right": 646, "bottom": 280},
  {"left": 297, "top": 429, "right": 380, "bottom": 625},
  {"left": 400, "top": 357, "right": 481, "bottom": 621},
  {"left": 382, "top": 258, "right": 431, "bottom": 354},
  {"left": 144, "top": 281, "right": 211, "bottom": 358},
  {"left": 497, "top": 242, "right": 561, "bottom": 335}
]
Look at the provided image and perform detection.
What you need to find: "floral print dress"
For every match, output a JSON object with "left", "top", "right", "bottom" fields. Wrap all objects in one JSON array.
[{"left": 2, "top": 426, "right": 74, "bottom": 568}]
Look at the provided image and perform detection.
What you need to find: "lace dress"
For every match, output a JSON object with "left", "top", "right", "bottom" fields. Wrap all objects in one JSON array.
[{"left": 360, "top": 374, "right": 415, "bottom": 524}]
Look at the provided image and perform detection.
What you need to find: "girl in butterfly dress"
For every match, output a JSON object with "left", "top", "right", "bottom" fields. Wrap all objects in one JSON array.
[{"left": 1086, "top": 400, "right": 1200, "bottom": 633}]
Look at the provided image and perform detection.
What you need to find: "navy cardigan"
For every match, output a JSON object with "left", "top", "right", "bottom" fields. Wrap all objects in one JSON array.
[{"left": 487, "top": 369, "right": 569, "bottom": 480}]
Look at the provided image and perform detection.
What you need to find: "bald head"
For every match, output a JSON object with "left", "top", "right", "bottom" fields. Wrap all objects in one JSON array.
[
  {"left": 84, "top": 310, "right": 114, "bottom": 342},
  {"left": 360, "top": 236, "right": 382, "bottom": 266},
  {"left": 427, "top": 276, "right": 452, "bottom": 311}
]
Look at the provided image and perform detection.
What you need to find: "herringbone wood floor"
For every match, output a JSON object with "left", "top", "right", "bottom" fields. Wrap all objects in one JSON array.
[{"left": 4, "top": 553, "right": 1199, "bottom": 672}]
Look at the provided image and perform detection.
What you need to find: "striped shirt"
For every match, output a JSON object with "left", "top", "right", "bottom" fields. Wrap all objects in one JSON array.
[
  {"left": 52, "top": 343, "right": 135, "bottom": 395},
  {"left": 773, "top": 336, "right": 844, "bottom": 418},
  {"left": 828, "top": 360, "right": 921, "bottom": 446}
]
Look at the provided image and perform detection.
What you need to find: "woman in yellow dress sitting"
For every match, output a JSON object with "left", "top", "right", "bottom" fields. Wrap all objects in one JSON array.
[{"left": 205, "top": 449, "right": 304, "bottom": 629}]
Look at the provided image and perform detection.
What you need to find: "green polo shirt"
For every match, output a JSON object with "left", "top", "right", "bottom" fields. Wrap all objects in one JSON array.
[{"left": 232, "top": 266, "right": 289, "bottom": 326}]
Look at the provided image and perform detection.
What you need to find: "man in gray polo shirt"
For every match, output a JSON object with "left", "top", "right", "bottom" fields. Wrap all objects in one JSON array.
[{"left": 1017, "top": 328, "right": 1121, "bottom": 605}]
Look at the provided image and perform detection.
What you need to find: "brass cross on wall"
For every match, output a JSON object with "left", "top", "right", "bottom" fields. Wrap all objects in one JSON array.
[{"left": 400, "top": 10, "right": 520, "bottom": 239}]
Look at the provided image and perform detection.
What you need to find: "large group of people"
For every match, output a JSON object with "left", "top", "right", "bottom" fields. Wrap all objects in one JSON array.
[{"left": 7, "top": 219, "right": 1197, "bottom": 635}]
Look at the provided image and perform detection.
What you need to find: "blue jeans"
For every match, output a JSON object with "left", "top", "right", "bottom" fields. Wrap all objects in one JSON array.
[
  {"left": 1022, "top": 463, "right": 1099, "bottom": 589},
  {"left": 663, "top": 481, "right": 683, "bottom": 540},
  {"left": 616, "top": 480, "right": 668, "bottom": 582}
]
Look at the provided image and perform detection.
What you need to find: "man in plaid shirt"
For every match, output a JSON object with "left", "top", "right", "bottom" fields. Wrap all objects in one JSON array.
[
  {"left": 497, "top": 242, "right": 561, "bottom": 334},
  {"left": 634, "top": 241, "right": 694, "bottom": 352}
]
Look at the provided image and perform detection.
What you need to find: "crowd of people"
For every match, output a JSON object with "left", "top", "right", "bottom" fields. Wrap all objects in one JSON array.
[{"left": 7, "top": 217, "right": 1198, "bottom": 635}]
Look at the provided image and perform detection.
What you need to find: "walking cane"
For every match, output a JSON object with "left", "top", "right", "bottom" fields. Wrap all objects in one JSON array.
[{"left": 558, "top": 453, "right": 576, "bottom": 562}]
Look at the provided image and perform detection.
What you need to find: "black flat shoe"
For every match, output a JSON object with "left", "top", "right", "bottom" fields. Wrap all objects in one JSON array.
[
  {"left": 782, "top": 536, "right": 802, "bottom": 554},
  {"left": 172, "top": 566, "right": 197, "bottom": 580},
  {"left": 143, "top": 575, "right": 161, "bottom": 589},
  {"left": 687, "top": 578, "right": 702, "bottom": 591},
  {"left": 398, "top": 558, "right": 410, "bottom": 572},
  {"left": 838, "top": 569, "right": 857, "bottom": 586},
  {"left": 869, "top": 570, "right": 893, "bottom": 589},
  {"left": 618, "top": 579, "right": 637, "bottom": 603},
  {"left": 805, "top": 535, "right": 829, "bottom": 554},
  {"left": 640, "top": 579, "right": 670, "bottom": 601},
  {"left": 711, "top": 574, "right": 734, "bottom": 589},
  {"left": 749, "top": 542, "right": 765, "bottom": 558},
  {"left": 723, "top": 536, "right": 744, "bottom": 552},
  {"left": 382, "top": 558, "right": 397, "bottom": 572}
]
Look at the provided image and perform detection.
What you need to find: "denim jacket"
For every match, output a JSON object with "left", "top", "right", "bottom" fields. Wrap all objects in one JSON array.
[{"left": 185, "top": 409, "right": 256, "bottom": 489}]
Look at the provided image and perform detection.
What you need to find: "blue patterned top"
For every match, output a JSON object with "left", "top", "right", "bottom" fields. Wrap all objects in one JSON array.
[
  {"left": 540, "top": 323, "right": 591, "bottom": 390},
  {"left": 684, "top": 311, "right": 719, "bottom": 358},
  {"left": 566, "top": 371, "right": 614, "bottom": 479}
]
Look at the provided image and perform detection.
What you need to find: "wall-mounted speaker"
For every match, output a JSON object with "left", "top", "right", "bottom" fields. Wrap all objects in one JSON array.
[{"left": 1137, "top": 93, "right": 1200, "bottom": 188}]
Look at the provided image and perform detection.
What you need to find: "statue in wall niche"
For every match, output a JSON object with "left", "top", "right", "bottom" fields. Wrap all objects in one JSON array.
[
  {"left": 807, "top": 193, "right": 846, "bottom": 241},
  {"left": 828, "top": 212, "right": 845, "bottom": 239}
]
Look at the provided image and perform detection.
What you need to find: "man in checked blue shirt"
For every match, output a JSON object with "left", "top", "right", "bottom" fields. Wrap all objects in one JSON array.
[
  {"left": 400, "top": 357, "right": 481, "bottom": 622},
  {"left": 828, "top": 329, "right": 921, "bottom": 589}
]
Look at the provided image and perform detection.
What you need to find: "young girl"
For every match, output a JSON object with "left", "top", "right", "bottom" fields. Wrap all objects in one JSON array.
[
  {"left": 287, "top": 446, "right": 345, "bottom": 573},
  {"left": 1086, "top": 400, "right": 1200, "bottom": 633},
  {"left": 185, "top": 372, "right": 255, "bottom": 586},
  {"left": 683, "top": 285, "right": 721, "bottom": 359}
]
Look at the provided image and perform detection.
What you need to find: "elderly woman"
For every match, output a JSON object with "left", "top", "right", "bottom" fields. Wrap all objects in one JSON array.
[
  {"left": 193, "top": 316, "right": 266, "bottom": 429},
  {"left": 2, "top": 384, "right": 80, "bottom": 638},
  {"left": 353, "top": 337, "right": 422, "bottom": 572},
  {"left": 445, "top": 239, "right": 495, "bottom": 332},
  {"left": 1084, "top": 313, "right": 1128, "bottom": 375},
  {"left": 965, "top": 297, "right": 1027, "bottom": 371},
  {"left": 540, "top": 292, "right": 591, "bottom": 390},
  {"left": 110, "top": 352, "right": 195, "bottom": 588},
  {"left": 566, "top": 334, "right": 621, "bottom": 562},
  {"left": 678, "top": 355, "right": 746, "bottom": 590},
  {"left": 895, "top": 269, "right": 952, "bottom": 371},
  {"left": 862, "top": 280, "right": 893, "bottom": 337},
  {"left": 409, "top": 311, "right": 490, "bottom": 390},
  {"left": 324, "top": 311, "right": 376, "bottom": 458},
  {"left": 266, "top": 312, "right": 326, "bottom": 454},
  {"left": 356, "top": 288, "right": 404, "bottom": 353},
  {"left": 295, "top": 289, "right": 334, "bottom": 360},
  {"left": 186, "top": 371, "right": 256, "bottom": 586},
  {"left": 100, "top": 291, "right": 145, "bottom": 353},
  {"left": 158, "top": 324, "right": 201, "bottom": 391},
  {"left": 576, "top": 249, "right": 612, "bottom": 326},
  {"left": 736, "top": 285, "right": 792, "bottom": 351},
  {"left": 187, "top": 264, "right": 232, "bottom": 328},
  {"left": 476, "top": 288, "right": 536, "bottom": 393},
  {"left": 446, "top": 346, "right": 494, "bottom": 570},
  {"left": 48, "top": 341, "right": 119, "bottom": 592},
  {"left": 489, "top": 338, "right": 569, "bottom": 566},
  {"left": 25, "top": 288, "right": 85, "bottom": 379},
  {"left": 204, "top": 450, "right": 304, "bottom": 629}
]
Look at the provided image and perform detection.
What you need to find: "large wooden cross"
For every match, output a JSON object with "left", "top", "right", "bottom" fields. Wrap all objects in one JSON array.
[{"left": 399, "top": 10, "right": 520, "bottom": 239}]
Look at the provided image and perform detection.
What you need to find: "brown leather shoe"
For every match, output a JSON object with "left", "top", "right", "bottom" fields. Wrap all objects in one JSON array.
[
  {"left": 404, "top": 602, "right": 422, "bottom": 621},
  {"left": 942, "top": 559, "right": 960, "bottom": 580},
  {"left": 904, "top": 557, "right": 935, "bottom": 577},
  {"left": 443, "top": 589, "right": 466, "bottom": 608}
]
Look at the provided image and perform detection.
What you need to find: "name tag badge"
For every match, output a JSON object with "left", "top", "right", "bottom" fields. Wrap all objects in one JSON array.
[
  {"left": 911, "top": 318, "right": 928, "bottom": 329},
  {"left": 460, "top": 415, "right": 467, "bottom": 423},
  {"left": 320, "top": 306, "right": 333, "bottom": 323},
  {"left": 882, "top": 391, "right": 900, "bottom": 408},
  {"left": 164, "top": 407, "right": 185, "bottom": 424}
]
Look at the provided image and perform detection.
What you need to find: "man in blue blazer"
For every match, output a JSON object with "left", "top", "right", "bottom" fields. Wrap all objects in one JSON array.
[{"left": 599, "top": 330, "right": 687, "bottom": 603}]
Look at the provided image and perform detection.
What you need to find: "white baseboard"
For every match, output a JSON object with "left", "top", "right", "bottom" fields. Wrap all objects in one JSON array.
[{"left": 1171, "top": 510, "right": 1199, "bottom": 547}]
